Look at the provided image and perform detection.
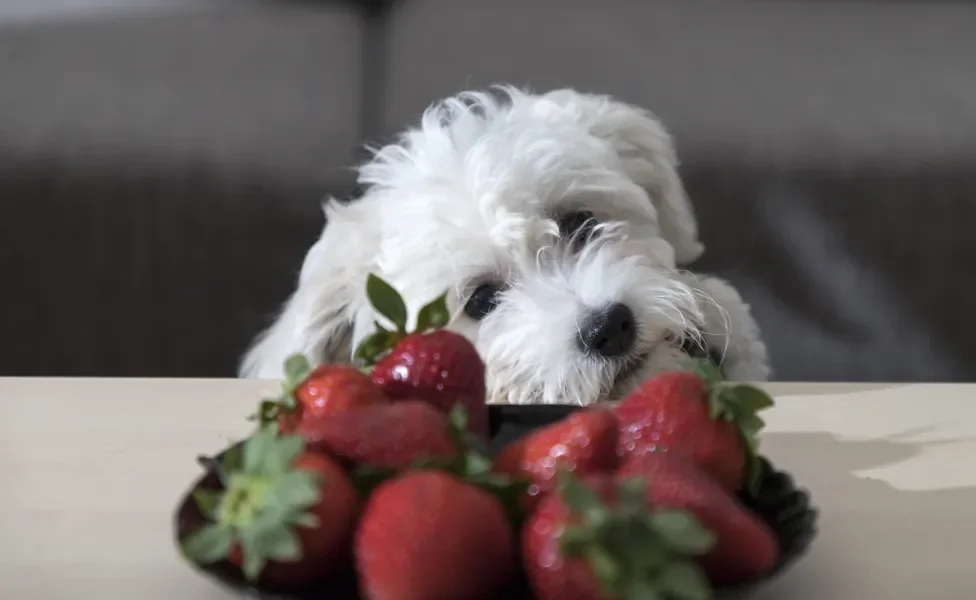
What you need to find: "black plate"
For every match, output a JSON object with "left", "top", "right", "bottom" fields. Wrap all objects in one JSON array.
[{"left": 174, "top": 405, "right": 818, "bottom": 599}]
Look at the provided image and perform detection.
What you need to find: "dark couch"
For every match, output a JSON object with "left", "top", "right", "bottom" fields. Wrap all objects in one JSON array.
[{"left": 2, "top": 0, "right": 975, "bottom": 381}]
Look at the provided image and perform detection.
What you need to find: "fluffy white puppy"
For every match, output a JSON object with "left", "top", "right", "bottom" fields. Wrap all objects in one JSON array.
[{"left": 240, "top": 87, "right": 770, "bottom": 404}]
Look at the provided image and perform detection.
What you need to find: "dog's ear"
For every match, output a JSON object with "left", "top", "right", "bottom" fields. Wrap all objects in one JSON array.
[
  {"left": 675, "top": 272, "right": 771, "bottom": 382},
  {"left": 539, "top": 89, "right": 705, "bottom": 266},
  {"left": 238, "top": 199, "right": 378, "bottom": 379}
]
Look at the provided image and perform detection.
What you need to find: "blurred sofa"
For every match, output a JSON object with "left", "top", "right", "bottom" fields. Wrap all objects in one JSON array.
[{"left": 2, "top": 0, "right": 975, "bottom": 381}]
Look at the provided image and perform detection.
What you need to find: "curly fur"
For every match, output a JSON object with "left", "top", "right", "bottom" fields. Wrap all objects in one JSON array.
[{"left": 240, "top": 86, "right": 770, "bottom": 404}]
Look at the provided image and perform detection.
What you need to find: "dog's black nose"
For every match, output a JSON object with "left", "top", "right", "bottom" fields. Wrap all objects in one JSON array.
[{"left": 577, "top": 303, "right": 637, "bottom": 358}]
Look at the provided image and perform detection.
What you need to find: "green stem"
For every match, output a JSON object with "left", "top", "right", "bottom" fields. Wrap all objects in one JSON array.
[
  {"left": 217, "top": 475, "right": 270, "bottom": 528},
  {"left": 586, "top": 545, "right": 623, "bottom": 588}
]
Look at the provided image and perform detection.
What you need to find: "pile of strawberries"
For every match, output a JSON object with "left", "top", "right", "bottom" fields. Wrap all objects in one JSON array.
[{"left": 180, "top": 275, "right": 780, "bottom": 600}]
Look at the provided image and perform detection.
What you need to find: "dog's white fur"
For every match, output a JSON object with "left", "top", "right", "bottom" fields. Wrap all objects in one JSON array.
[{"left": 240, "top": 87, "right": 770, "bottom": 404}]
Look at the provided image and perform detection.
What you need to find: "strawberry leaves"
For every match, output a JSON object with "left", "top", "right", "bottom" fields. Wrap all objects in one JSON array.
[
  {"left": 682, "top": 357, "right": 775, "bottom": 496},
  {"left": 355, "top": 273, "right": 451, "bottom": 368},
  {"left": 442, "top": 407, "right": 531, "bottom": 526},
  {"left": 557, "top": 472, "right": 716, "bottom": 600},
  {"left": 366, "top": 273, "right": 409, "bottom": 334},
  {"left": 415, "top": 292, "right": 450, "bottom": 332},
  {"left": 192, "top": 488, "right": 222, "bottom": 520},
  {"left": 249, "top": 353, "right": 315, "bottom": 428},
  {"left": 353, "top": 326, "right": 398, "bottom": 370},
  {"left": 182, "top": 523, "right": 234, "bottom": 564},
  {"left": 647, "top": 510, "right": 716, "bottom": 556},
  {"left": 180, "top": 428, "right": 323, "bottom": 583},
  {"left": 283, "top": 354, "right": 313, "bottom": 392}
]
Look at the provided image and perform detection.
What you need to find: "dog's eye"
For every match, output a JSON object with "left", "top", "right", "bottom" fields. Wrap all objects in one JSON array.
[
  {"left": 558, "top": 211, "right": 599, "bottom": 249},
  {"left": 464, "top": 283, "right": 502, "bottom": 320}
]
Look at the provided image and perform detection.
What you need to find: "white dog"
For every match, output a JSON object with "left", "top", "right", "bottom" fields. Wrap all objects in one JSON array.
[{"left": 240, "top": 87, "right": 770, "bottom": 405}]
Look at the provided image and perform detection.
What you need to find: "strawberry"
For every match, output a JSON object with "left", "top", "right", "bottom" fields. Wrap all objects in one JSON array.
[
  {"left": 354, "top": 274, "right": 489, "bottom": 439},
  {"left": 355, "top": 470, "right": 517, "bottom": 600},
  {"left": 493, "top": 408, "right": 619, "bottom": 511},
  {"left": 619, "top": 452, "right": 779, "bottom": 585},
  {"left": 371, "top": 329, "right": 488, "bottom": 436},
  {"left": 253, "top": 354, "right": 388, "bottom": 433},
  {"left": 180, "top": 428, "right": 359, "bottom": 588},
  {"left": 523, "top": 471, "right": 717, "bottom": 600},
  {"left": 614, "top": 359, "right": 774, "bottom": 494},
  {"left": 296, "top": 400, "right": 458, "bottom": 470}
]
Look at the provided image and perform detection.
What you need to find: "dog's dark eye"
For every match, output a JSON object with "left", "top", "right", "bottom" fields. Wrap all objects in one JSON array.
[
  {"left": 464, "top": 283, "right": 502, "bottom": 320},
  {"left": 558, "top": 211, "right": 599, "bottom": 249}
]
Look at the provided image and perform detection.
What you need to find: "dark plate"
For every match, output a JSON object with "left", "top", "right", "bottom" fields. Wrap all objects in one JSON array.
[{"left": 174, "top": 405, "right": 818, "bottom": 599}]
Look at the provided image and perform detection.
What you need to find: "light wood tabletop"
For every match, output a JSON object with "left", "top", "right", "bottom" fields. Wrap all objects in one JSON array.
[{"left": 1, "top": 378, "right": 974, "bottom": 599}]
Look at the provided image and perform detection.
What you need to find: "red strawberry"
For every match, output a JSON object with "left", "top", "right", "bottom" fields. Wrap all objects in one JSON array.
[
  {"left": 354, "top": 274, "right": 489, "bottom": 438},
  {"left": 372, "top": 329, "right": 487, "bottom": 435},
  {"left": 355, "top": 470, "right": 517, "bottom": 600},
  {"left": 619, "top": 452, "right": 779, "bottom": 585},
  {"left": 493, "top": 408, "right": 619, "bottom": 511},
  {"left": 614, "top": 360, "right": 774, "bottom": 493},
  {"left": 524, "top": 471, "right": 717, "bottom": 600},
  {"left": 180, "top": 428, "right": 359, "bottom": 588},
  {"left": 254, "top": 354, "right": 388, "bottom": 433},
  {"left": 296, "top": 400, "right": 458, "bottom": 470}
]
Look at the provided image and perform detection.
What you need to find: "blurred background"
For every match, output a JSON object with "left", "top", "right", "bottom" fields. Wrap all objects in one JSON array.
[{"left": 1, "top": 0, "right": 974, "bottom": 382}]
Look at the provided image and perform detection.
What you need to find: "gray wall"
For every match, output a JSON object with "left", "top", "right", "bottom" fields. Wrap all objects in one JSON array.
[{"left": 0, "top": 0, "right": 250, "bottom": 23}]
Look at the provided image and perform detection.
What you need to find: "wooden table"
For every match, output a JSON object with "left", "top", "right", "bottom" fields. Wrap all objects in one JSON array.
[{"left": 1, "top": 378, "right": 973, "bottom": 599}]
